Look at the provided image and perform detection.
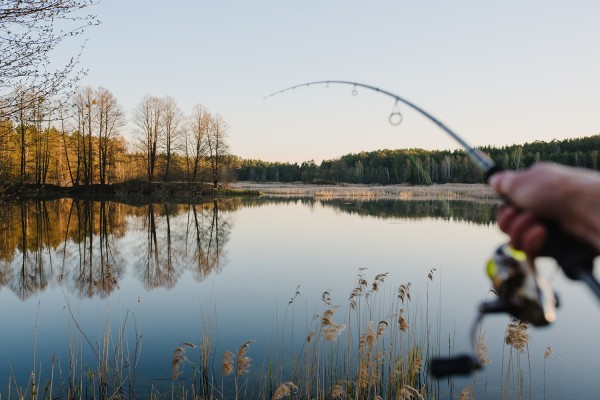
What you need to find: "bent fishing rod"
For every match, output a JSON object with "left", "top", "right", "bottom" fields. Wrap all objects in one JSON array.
[
  {"left": 265, "top": 80, "right": 501, "bottom": 180},
  {"left": 266, "top": 80, "right": 600, "bottom": 376}
]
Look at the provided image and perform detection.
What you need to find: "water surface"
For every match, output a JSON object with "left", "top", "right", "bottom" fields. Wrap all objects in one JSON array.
[{"left": 0, "top": 197, "right": 598, "bottom": 398}]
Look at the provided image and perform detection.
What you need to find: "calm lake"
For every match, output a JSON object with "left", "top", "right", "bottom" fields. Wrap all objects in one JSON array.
[{"left": 0, "top": 196, "right": 599, "bottom": 399}]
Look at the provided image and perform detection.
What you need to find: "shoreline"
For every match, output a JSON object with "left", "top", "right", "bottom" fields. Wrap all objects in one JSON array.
[
  {"left": 0, "top": 181, "right": 500, "bottom": 203},
  {"left": 0, "top": 181, "right": 260, "bottom": 203},
  {"left": 230, "top": 182, "right": 499, "bottom": 202}
]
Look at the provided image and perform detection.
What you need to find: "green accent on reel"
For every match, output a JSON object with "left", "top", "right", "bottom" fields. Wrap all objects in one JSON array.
[
  {"left": 486, "top": 259, "right": 496, "bottom": 280},
  {"left": 507, "top": 246, "right": 527, "bottom": 262}
]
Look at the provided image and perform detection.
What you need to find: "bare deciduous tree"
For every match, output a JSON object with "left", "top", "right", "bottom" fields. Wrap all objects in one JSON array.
[
  {"left": 0, "top": 1, "right": 99, "bottom": 118},
  {"left": 207, "top": 113, "right": 229, "bottom": 188},
  {"left": 73, "top": 87, "right": 95, "bottom": 184},
  {"left": 133, "top": 95, "right": 162, "bottom": 182},
  {"left": 160, "top": 96, "right": 182, "bottom": 181},
  {"left": 187, "top": 104, "right": 210, "bottom": 182},
  {"left": 96, "top": 87, "right": 124, "bottom": 184}
]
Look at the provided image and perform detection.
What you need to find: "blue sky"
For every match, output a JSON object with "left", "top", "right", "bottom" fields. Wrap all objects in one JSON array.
[{"left": 68, "top": 0, "right": 600, "bottom": 163}]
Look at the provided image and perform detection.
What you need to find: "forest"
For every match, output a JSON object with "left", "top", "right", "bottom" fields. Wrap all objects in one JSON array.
[{"left": 237, "top": 134, "right": 600, "bottom": 184}]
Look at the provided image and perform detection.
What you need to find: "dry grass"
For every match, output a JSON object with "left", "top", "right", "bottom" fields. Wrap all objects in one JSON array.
[{"left": 230, "top": 182, "right": 499, "bottom": 202}]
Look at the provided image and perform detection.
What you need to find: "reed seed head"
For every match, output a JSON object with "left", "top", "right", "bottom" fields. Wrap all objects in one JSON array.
[
  {"left": 398, "top": 385, "right": 421, "bottom": 400},
  {"left": 222, "top": 351, "right": 234, "bottom": 376},
  {"left": 505, "top": 319, "right": 530, "bottom": 353},
  {"left": 321, "top": 308, "right": 345, "bottom": 341},
  {"left": 411, "top": 353, "right": 422, "bottom": 376},
  {"left": 237, "top": 356, "right": 252, "bottom": 377},
  {"left": 398, "top": 283, "right": 412, "bottom": 303},
  {"left": 236, "top": 340, "right": 255, "bottom": 376},
  {"left": 428, "top": 268, "right": 437, "bottom": 281},
  {"left": 477, "top": 333, "right": 490, "bottom": 366},
  {"left": 306, "top": 332, "right": 314, "bottom": 343},
  {"left": 272, "top": 381, "right": 296, "bottom": 400},
  {"left": 398, "top": 309, "right": 409, "bottom": 332},
  {"left": 237, "top": 339, "right": 255, "bottom": 358},
  {"left": 172, "top": 345, "right": 191, "bottom": 380},
  {"left": 376, "top": 320, "right": 388, "bottom": 337},
  {"left": 321, "top": 308, "right": 336, "bottom": 326},
  {"left": 331, "top": 381, "right": 347, "bottom": 399},
  {"left": 365, "top": 321, "right": 377, "bottom": 348},
  {"left": 322, "top": 291, "right": 332, "bottom": 305},
  {"left": 358, "top": 357, "right": 370, "bottom": 389},
  {"left": 371, "top": 272, "right": 389, "bottom": 292},
  {"left": 459, "top": 385, "right": 472, "bottom": 400}
]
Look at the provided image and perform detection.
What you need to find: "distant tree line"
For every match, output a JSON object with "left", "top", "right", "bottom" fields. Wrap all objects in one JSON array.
[
  {"left": 0, "top": 87, "right": 232, "bottom": 187},
  {"left": 235, "top": 135, "right": 600, "bottom": 185}
]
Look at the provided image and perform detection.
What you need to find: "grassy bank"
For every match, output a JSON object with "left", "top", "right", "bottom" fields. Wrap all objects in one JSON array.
[{"left": 230, "top": 182, "right": 498, "bottom": 202}]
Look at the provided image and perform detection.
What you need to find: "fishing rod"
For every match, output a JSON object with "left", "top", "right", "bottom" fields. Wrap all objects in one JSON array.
[
  {"left": 266, "top": 80, "right": 600, "bottom": 377},
  {"left": 265, "top": 80, "right": 502, "bottom": 180}
]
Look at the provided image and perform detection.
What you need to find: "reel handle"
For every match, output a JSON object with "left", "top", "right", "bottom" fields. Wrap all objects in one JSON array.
[
  {"left": 430, "top": 355, "right": 480, "bottom": 378},
  {"left": 542, "top": 222, "right": 596, "bottom": 279}
]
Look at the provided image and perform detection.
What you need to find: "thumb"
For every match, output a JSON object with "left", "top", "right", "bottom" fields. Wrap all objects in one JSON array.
[{"left": 488, "top": 171, "right": 516, "bottom": 197}]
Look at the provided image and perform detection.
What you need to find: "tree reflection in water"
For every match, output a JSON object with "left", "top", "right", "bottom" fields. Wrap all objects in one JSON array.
[
  {"left": 0, "top": 197, "right": 493, "bottom": 299},
  {"left": 71, "top": 200, "right": 124, "bottom": 298},
  {"left": 10, "top": 201, "right": 52, "bottom": 299},
  {"left": 187, "top": 200, "right": 229, "bottom": 281},
  {"left": 137, "top": 203, "right": 180, "bottom": 290}
]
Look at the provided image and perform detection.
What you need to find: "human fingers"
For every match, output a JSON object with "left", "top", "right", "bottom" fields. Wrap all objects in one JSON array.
[
  {"left": 520, "top": 223, "right": 547, "bottom": 257},
  {"left": 497, "top": 207, "right": 547, "bottom": 255},
  {"left": 496, "top": 205, "right": 518, "bottom": 234},
  {"left": 505, "top": 212, "right": 539, "bottom": 251},
  {"left": 488, "top": 171, "right": 516, "bottom": 199}
]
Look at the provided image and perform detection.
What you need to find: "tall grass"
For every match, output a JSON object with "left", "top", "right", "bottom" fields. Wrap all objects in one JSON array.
[
  {"left": 2, "top": 268, "right": 553, "bottom": 399},
  {"left": 232, "top": 268, "right": 432, "bottom": 399}
]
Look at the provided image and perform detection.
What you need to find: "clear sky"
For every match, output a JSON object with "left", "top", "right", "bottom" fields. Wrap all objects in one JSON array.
[{"left": 65, "top": 0, "right": 600, "bottom": 163}]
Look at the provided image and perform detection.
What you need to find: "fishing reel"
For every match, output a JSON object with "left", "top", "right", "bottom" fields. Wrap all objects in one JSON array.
[{"left": 430, "top": 244, "right": 559, "bottom": 377}]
